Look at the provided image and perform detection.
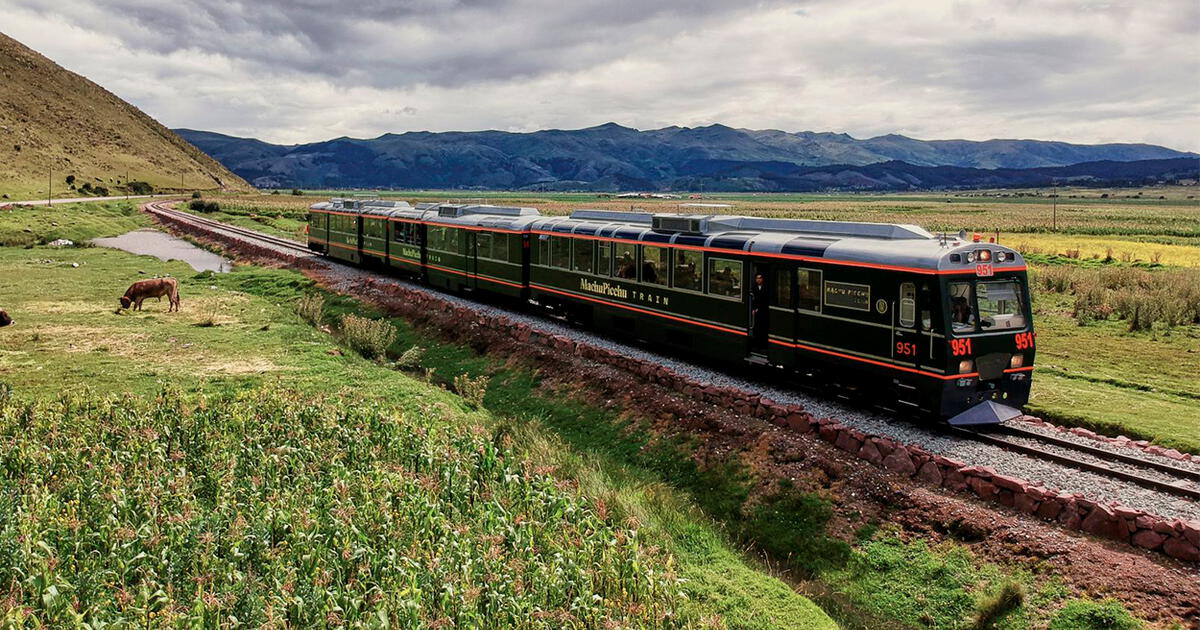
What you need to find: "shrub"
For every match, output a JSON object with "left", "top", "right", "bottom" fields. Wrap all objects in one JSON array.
[
  {"left": 191, "top": 191, "right": 202, "bottom": 199},
  {"left": 65, "top": 175, "right": 75, "bottom": 185},
  {"left": 453, "top": 373, "right": 490, "bottom": 408},
  {"left": 339, "top": 313, "right": 396, "bottom": 360},
  {"left": 188, "top": 200, "right": 220, "bottom": 213},
  {"left": 93, "top": 186, "right": 108, "bottom": 196},
  {"left": 396, "top": 345, "right": 425, "bottom": 369},
  {"left": 291, "top": 189, "right": 303, "bottom": 196},
  {"left": 1049, "top": 599, "right": 1141, "bottom": 630},
  {"left": 1072, "top": 286, "right": 1110, "bottom": 324},
  {"left": 128, "top": 181, "right": 154, "bottom": 195},
  {"left": 971, "top": 580, "right": 1025, "bottom": 629},
  {"left": 294, "top": 293, "right": 325, "bottom": 326}
]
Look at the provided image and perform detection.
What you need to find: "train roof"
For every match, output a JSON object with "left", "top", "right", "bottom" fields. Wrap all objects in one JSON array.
[
  {"left": 530, "top": 209, "right": 1026, "bottom": 273},
  {"left": 309, "top": 199, "right": 1026, "bottom": 273}
]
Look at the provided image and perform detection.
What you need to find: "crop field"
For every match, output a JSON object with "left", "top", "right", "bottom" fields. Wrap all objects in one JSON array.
[{"left": 0, "top": 204, "right": 1155, "bottom": 628}]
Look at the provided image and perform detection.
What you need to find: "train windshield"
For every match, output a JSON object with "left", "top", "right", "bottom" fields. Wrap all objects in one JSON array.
[{"left": 948, "top": 279, "right": 1027, "bottom": 335}]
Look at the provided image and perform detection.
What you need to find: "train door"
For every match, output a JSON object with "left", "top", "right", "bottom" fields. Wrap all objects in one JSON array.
[
  {"left": 893, "top": 280, "right": 922, "bottom": 369},
  {"left": 465, "top": 230, "right": 478, "bottom": 291},
  {"left": 769, "top": 265, "right": 798, "bottom": 367},
  {"left": 749, "top": 263, "right": 771, "bottom": 357},
  {"left": 355, "top": 215, "right": 364, "bottom": 259}
]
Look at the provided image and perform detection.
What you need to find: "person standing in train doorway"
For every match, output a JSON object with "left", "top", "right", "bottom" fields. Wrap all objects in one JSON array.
[{"left": 751, "top": 272, "right": 768, "bottom": 352}]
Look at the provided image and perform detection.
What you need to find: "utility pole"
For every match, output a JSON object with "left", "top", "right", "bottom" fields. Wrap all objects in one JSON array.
[
  {"left": 1052, "top": 186, "right": 1057, "bottom": 231},
  {"left": 126, "top": 169, "right": 129, "bottom": 200},
  {"left": 48, "top": 165, "right": 52, "bottom": 207}
]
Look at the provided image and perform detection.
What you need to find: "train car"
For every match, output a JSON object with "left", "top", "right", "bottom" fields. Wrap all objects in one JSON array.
[
  {"left": 417, "top": 203, "right": 539, "bottom": 297},
  {"left": 307, "top": 200, "right": 1034, "bottom": 424},
  {"left": 309, "top": 199, "right": 416, "bottom": 265}
]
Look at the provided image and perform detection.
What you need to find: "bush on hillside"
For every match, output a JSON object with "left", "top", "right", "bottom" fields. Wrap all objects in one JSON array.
[
  {"left": 127, "top": 181, "right": 154, "bottom": 195},
  {"left": 339, "top": 313, "right": 396, "bottom": 360},
  {"left": 291, "top": 189, "right": 303, "bottom": 196},
  {"left": 191, "top": 191, "right": 202, "bottom": 199}
]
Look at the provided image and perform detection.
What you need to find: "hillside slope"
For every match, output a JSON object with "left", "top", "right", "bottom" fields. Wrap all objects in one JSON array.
[
  {"left": 0, "top": 32, "right": 251, "bottom": 199},
  {"left": 178, "top": 126, "right": 1198, "bottom": 192}
]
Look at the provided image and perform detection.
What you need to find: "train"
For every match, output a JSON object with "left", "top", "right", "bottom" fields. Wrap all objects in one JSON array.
[{"left": 306, "top": 198, "right": 1035, "bottom": 425}]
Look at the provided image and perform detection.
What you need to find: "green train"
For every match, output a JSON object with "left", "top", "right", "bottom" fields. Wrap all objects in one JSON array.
[{"left": 307, "top": 198, "right": 1035, "bottom": 425}]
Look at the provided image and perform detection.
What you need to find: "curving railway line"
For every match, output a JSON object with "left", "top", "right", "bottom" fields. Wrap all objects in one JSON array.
[{"left": 144, "top": 199, "right": 1200, "bottom": 517}]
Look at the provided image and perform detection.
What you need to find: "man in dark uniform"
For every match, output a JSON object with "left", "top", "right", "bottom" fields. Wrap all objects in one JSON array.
[{"left": 750, "top": 272, "right": 767, "bottom": 350}]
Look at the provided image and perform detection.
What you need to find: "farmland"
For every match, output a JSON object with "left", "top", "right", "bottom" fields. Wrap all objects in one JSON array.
[{"left": 0, "top": 201, "right": 1159, "bottom": 627}]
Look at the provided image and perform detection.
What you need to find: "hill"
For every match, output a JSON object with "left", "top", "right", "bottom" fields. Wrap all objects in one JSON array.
[
  {"left": 175, "top": 124, "right": 1196, "bottom": 191},
  {"left": 0, "top": 32, "right": 251, "bottom": 199}
]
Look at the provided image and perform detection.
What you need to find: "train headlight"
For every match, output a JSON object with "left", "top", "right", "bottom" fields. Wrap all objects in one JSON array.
[
  {"left": 965, "top": 251, "right": 976, "bottom": 263},
  {"left": 959, "top": 359, "right": 974, "bottom": 374},
  {"left": 1010, "top": 354, "right": 1024, "bottom": 369},
  {"left": 978, "top": 249, "right": 992, "bottom": 262}
]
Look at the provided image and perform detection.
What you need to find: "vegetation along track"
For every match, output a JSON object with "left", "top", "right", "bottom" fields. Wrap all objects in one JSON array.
[
  {"left": 956, "top": 424, "right": 1200, "bottom": 501},
  {"left": 144, "top": 200, "right": 1200, "bottom": 526}
]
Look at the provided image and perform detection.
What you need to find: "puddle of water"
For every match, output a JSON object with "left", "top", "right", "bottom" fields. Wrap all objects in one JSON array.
[{"left": 93, "top": 229, "right": 232, "bottom": 273}]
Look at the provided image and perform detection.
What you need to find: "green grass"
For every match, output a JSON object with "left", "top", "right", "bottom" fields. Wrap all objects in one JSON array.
[
  {"left": 0, "top": 200, "right": 149, "bottom": 246},
  {"left": 1027, "top": 281, "right": 1200, "bottom": 453}
]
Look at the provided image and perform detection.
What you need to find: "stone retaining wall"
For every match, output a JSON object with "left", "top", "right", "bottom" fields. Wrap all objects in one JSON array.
[{"left": 163, "top": 211, "right": 1200, "bottom": 565}]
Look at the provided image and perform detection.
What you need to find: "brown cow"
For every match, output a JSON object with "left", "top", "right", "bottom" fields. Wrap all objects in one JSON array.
[
  {"left": 119, "top": 277, "right": 180, "bottom": 312},
  {"left": 0, "top": 309, "right": 11, "bottom": 327}
]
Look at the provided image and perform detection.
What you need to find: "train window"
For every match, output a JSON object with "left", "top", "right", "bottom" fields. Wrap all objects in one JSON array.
[
  {"left": 364, "top": 218, "right": 383, "bottom": 238},
  {"left": 597, "top": 242, "right": 613, "bottom": 277},
  {"left": 798, "top": 269, "right": 821, "bottom": 311},
  {"left": 427, "top": 226, "right": 446, "bottom": 251},
  {"left": 948, "top": 281, "right": 976, "bottom": 333},
  {"left": 707, "top": 258, "right": 742, "bottom": 299},
  {"left": 477, "top": 231, "right": 495, "bottom": 260},
  {"left": 536, "top": 235, "right": 549, "bottom": 265},
  {"left": 674, "top": 249, "right": 702, "bottom": 292},
  {"left": 551, "top": 236, "right": 571, "bottom": 269},
  {"left": 774, "top": 268, "right": 794, "bottom": 308},
  {"left": 977, "top": 280, "right": 1026, "bottom": 330},
  {"left": 899, "top": 282, "right": 916, "bottom": 327},
  {"left": 614, "top": 242, "right": 637, "bottom": 279},
  {"left": 641, "top": 245, "right": 668, "bottom": 286},
  {"left": 573, "top": 239, "right": 595, "bottom": 273}
]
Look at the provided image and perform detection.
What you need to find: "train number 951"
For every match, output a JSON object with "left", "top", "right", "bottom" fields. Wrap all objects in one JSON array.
[
  {"left": 1014, "top": 331, "right": 1035, "bottom": 350},
  {"left": 896, "top": 341, "right": 918, "bottom": 357}
]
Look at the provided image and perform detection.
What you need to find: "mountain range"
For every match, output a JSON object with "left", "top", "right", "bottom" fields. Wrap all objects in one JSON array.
[
  {"left": 175, "top": 124, "right": 1197, "bottom": 192},
  {"left": 0, "top": 33, "right": 249, "bottom": 199}
]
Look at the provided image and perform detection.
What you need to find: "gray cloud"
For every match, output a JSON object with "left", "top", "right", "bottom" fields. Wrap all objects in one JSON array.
[{"left": 1, "top": 0, "right": 1196, "bottom": 150}]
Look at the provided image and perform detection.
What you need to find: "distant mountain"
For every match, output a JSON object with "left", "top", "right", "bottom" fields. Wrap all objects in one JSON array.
[
  {"left": 0, "top": 32, "right": 251, "bottom": 199},
  {"left": 175, "top": 124, "right": 1197, "bottom": 192}
]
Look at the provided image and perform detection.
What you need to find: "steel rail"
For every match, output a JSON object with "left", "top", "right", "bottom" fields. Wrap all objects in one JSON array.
[
  {"left": 996, "top": 423, "right": 1200, "bottom": 483},
  {"left": 950, "top": 427, "right": 1200, "bottom": 501}
]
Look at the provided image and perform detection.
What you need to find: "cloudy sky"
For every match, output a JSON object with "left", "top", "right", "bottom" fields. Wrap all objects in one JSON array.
[{"left": 2, "top": 0, "right": 1197, "bottom": 150}]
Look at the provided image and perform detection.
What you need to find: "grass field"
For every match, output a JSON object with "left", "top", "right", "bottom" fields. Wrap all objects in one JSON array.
[{"left": 0, "top": 207, "right": 1155, "bottom": 627}]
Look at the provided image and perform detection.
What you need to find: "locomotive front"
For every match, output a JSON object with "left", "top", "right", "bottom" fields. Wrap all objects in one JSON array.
[{"left": 937, "top": 239, "right": 1035, "bottom": 424}]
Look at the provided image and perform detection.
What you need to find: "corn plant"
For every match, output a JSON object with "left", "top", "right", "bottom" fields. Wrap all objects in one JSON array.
[{"left": 0, "top": 388, "right": 693, "bottom": 628}]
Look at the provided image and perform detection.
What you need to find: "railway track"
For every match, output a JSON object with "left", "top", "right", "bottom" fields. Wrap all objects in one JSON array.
[
  {"left": 145, "top": 201, "right": 315, "bottom": 257},
  {"left": 142, "top": 200, "right": 1200, "bottom": 510},
  {"left": 953, "top": 424, "right": 1200, "bottom": 501}
]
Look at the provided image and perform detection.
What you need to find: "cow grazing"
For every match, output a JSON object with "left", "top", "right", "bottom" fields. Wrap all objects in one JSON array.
[
  {"left": 0, "top": 310, "right": 11, "bottom": 327},
  {"left": 119, "top": 277, "right": 180, "bottom": 312}
]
